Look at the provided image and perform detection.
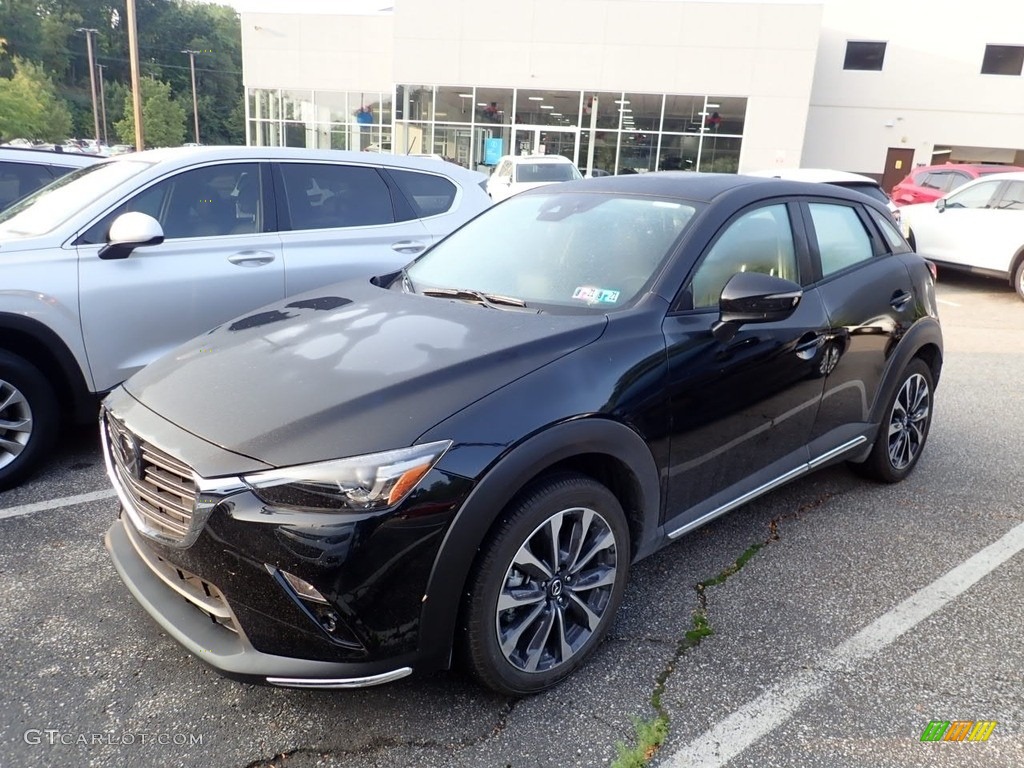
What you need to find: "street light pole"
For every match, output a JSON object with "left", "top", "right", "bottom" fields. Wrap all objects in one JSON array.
[
  {"left": 76, "top": 27, "right": 101, "bottom": 146},
  {"left": 182, "top": 49, "right": 201, "bottom": 144},
  {"left": 126, "top": 0, "right": 144, "bottom": 150},
  {"left": 96, "top": 63, "right": 108, "bottom": 145}
]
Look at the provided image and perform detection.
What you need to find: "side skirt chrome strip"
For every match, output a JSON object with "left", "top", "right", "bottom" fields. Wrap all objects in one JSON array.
[
  {"left": 667, "top": 436, "right": 869, "bottom": 541},
  {"left": 266, "top": 667, "right": 414, "bottom": 689}
]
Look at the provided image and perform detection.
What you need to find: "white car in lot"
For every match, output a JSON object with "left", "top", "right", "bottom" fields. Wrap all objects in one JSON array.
[
  {"left": 0, "top": 146, "right": 491, "bottom": 488},
  {"left": 486, "top": 154, "right": 582, "bottom": 202},
  {"left": 899, "top": 171, "right": 1024, "bottom": 301}
]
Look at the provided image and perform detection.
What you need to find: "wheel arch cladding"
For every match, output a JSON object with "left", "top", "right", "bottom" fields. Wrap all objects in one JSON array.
[
  {"left": 416, "top": 418, "right": 661, "bottom": 670},
  {"left": 869, "top": 318, "right": 943, "bottom": 426},
  {"left": 0, "top": 314, "right": 95, "bottom": 422}
]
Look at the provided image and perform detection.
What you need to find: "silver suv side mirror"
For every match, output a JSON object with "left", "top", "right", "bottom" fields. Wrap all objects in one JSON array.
[{"left": 99, "top": 212, "right": 165, "bottom": 260}]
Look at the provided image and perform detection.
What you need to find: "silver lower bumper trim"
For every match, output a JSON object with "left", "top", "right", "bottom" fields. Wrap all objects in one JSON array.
[{"left": 266, "top": 667, "right": 414, "bottom": 689}]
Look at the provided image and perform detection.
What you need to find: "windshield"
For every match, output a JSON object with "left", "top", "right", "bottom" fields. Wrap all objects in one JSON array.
[
  {"left": 0, "top": 160, "right": 152, "bottom": 238},
  {"left": 514, "top": 162, "right": 582, "bottom": 183},
  {"left": 406, "top": 191, "right": 700, "bottom": 312}
]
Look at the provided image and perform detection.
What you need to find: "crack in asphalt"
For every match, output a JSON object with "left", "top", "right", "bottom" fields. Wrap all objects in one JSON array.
[
  {"left": 617, "top": 491, "right": 837, "bottom": 766},
  {"left": 241, "top": 699, "right": 520, "bottom": 766}
]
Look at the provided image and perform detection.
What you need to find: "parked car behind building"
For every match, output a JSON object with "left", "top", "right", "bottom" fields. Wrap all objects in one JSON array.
[
  {"left": 101, "top": 172, "right": 942, "bottom": 696},
  {"left": 0, "top": 146, "right": 491, "bottom": 488}
]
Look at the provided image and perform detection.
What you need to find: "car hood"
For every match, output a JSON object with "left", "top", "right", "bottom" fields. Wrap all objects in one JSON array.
[{"left": 123, "top": 280, "right": 607, "bottom": 468}]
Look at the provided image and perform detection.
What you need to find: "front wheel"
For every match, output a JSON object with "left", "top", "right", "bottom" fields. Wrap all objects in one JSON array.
[
  {"left": 851, "top": 358, "right": 934, "bottom": 483},
  {"left": 0, "top": 351, "right": 59, "bottom": 490},
  {"left": 461, "top": 473, "right": 630, "bottom": 696}
]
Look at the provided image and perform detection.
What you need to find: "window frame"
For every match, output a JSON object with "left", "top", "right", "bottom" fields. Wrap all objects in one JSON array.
[
  {"left": 981, "top": 44, "right": 1024, "bottom": 76},
  {"left": 843, "top": 40, "right": 887, "bottom": 72},
  {"left": 798, "top": 199, "right": 886, "bottom": 283},
  {"left": 671, "top": 199, "right": 811, "bottom": 313}
]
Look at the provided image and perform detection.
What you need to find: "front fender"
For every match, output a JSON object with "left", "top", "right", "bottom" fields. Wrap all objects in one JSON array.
[{"left": 415, "top": 417, "right": 661, "bottom": 671}]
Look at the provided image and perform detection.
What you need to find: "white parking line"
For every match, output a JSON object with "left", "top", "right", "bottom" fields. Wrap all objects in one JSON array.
[
  {"left": 937, "top": 298, "right": 961, "bottom": 307},
  {"left": 663, "top": 518, "right": 1024, "bottom": 767},
  {"left": 0, "top": 489, "right": 117, "bottom": 521}
]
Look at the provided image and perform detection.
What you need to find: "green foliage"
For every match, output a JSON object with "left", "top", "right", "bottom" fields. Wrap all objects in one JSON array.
[
  {"left": 0, "top": 58, "right": 73, "bottom": 142},
  {"left": 612, "top": 716, "right": 669, "bottom": 768},
  {"left": 0, "top": 0, "right": 244, "bottom": 145},
  {"left": 115, "top": 76, "right": 186, "bottom": 148}
]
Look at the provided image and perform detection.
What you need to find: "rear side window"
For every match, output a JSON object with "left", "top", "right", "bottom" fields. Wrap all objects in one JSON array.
[
  {"left": 809, "top": 203, "right": 873, "bottom": 277},
  {"left": 388, "top": 169, "right": 456, "bottom": 218},
  {"left": 868, "top": 209, "right": 912, "bottom": 253},
  {"left": 280, "top": 163, "right": 395, "bottom": 230},
  {"left": 996, "top": 181, "right": 1024, "bottom": 210},
  {"left": 0, "top": 162, "right": 53, "bottom": 210}
]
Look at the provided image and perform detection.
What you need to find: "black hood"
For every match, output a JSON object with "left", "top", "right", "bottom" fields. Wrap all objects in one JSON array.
[{"left": 124, "top": 280, "right": 606, "bottom": 467}]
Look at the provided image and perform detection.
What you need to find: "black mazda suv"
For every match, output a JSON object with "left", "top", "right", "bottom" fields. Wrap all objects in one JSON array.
[{"left": 103, "top": 173, "right": 941, "bottom": 695}]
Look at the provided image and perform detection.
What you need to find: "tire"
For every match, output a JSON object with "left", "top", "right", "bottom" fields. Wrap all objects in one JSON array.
[
  {"left": 0, "top": 351, "right": 59, "bottom": 490},
  {"left": 461, "top": 473, "right": 630, "bottom": 696},
  {"left": 851, "top": 358, "right": 933, "bottom": 483},
  {"left": 1014, "top": 258, "right": 1024, "bottom": 302}
]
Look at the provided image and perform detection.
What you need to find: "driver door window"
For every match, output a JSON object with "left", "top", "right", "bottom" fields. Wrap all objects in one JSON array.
[{"left": 688, "top": 204, "right": 798, "bottom": 309}]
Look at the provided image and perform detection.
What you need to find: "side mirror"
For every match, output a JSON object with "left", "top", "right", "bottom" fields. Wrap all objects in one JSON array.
[
  {"left": 935, "top": 198, "right": 946, "bottom": 212},
  {"left": 99, "top": 212, "right": 165, "bottom": 260},
  {"left": 711, "top": 271, "right": 803, "bottom": 343}
]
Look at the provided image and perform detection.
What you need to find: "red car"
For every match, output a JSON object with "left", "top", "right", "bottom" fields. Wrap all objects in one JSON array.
[{"left": 891, "top": 163, "right": 1024, "bottom": 206}]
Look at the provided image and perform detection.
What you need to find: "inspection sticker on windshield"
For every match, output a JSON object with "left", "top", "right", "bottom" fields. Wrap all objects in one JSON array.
[{"left": 572, "top": 286, "right": 620, "bottom": 304}]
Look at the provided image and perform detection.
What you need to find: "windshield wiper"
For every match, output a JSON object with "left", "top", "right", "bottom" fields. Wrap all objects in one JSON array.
[{"left": 422, "top": 287, "right": 537, "bottom": 311}]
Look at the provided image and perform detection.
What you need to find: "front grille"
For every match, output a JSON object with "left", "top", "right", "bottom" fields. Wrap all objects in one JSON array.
[{"left": 105, "top": 413, "right": 198, "bottom": 543}]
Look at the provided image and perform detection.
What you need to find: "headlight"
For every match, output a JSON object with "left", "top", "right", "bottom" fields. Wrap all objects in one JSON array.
[{"left": 242, "top": 440, "right": 452, "bottom": 512}]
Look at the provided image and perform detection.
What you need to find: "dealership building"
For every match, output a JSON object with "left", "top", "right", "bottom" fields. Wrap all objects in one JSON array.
[{"left": 240, "top": 0, "right": 1024, "bottom": 190}]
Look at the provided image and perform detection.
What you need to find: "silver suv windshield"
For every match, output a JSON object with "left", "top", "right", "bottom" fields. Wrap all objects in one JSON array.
[
  {"left": 406, "top": 191, "right": 700, "bottom": 312},
  {"left": 0, "top": 160, "right": 152, "bottom": 238}
]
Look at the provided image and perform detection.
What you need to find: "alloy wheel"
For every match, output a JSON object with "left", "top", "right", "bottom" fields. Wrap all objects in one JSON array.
[
  {"left": 0, "top": 377, "right": 33, "bottom": 471},
  {"left": 495, "top": 506, "right": 618, "bottom": 674},
  {"left": 887, "top": 372, "right": 930, "bottom": 470}
]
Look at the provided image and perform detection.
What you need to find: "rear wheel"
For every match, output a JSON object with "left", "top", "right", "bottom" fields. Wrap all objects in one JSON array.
[
  {"left": 0, "top": 351, "right": 59, "bottom": 490},
  {"left": 851, "top": 358, "right": 933, "bottom": 483},
  {"left": 461, "top": 473, "right": 630, "bottom": 696},
  {"left": 1014, "top": 258, "right": 1024, "bottom": 302}
]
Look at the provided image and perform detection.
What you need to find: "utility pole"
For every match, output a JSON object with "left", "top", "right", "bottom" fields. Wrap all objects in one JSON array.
[
  {"left": 76, "top": 28, "right": 101, "bottom": 146},
  {"left": 126, "top": 0, "right": 144, "bottom": 150},
  {"left": 182, "top": 49, "right": 201, "bottom": 143},
  {"left": 96, "top": 63, "right": 108, "bottom": 146}
]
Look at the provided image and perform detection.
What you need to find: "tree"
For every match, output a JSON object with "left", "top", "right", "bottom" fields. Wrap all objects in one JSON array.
[
  {"left": 0, "top": 58, "right": 73, "bottom": 142},
  {"left": 115, "top": 75, "right": 186, "bottom": 148}
]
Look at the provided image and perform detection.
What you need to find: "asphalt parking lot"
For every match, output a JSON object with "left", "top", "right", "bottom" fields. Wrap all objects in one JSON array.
[{"left": 1, "top": 270, "right": 1022, "bottom": 768}]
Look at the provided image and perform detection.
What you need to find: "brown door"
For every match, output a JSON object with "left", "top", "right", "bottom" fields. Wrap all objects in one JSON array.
[{"left": 881, "top": 148, "right": 915, "bottom": 194}]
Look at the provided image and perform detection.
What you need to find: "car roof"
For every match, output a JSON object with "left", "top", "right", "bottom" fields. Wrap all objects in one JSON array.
[
  {"left": 114, "top": 145, "right": 487, "bottom": 181},
  {"left": 0, "top": 147, "right": 102, "bottom": 167},
  {"left": 914, "top": 163, "right": 1024, "bottom": 173},
  {"left": 526, "top": 171, "right": 881, "bottom": 207},
  {"left": 746, "top": 168, "right": 880, "bottom": 186}
]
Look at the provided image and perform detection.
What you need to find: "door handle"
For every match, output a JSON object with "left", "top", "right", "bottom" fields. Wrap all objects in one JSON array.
[
  {"left": 391, "top": 240, "right": 427, "bottom": 255},
  {"left": 890, "top": 290, "right": 913, "bottom": 311},
  {"left": 228, "top": 250, "right": 276, "bottom": 267}
]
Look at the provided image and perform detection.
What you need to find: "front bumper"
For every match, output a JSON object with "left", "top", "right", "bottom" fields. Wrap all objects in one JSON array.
[{"left": 105, "top": 515, "right": 415, "bottom": 688}]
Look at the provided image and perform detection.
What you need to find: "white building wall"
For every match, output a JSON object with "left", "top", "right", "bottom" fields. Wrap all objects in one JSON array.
[
  {"left": 803, "top": 0, "right": 1024, "bottom": 174},
  {"left": 241, "top": 12, "right": 394, "bottom": 92},
  {"left": 391, "top": 0, "right": 823, "bottom": 172}
]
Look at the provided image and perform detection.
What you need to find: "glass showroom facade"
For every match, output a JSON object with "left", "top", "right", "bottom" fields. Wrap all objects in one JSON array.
[{"left": 248, "top": 85, "right": 747, "bottom": 175}]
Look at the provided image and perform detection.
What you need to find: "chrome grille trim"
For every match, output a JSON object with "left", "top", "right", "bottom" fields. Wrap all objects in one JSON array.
[{"left": 102, "top": 412, "right": 198, "bottom": 544}]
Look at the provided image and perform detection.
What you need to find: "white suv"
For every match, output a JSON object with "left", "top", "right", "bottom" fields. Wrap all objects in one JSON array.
[
  {"left": 0, "top": 146, "right": 491, "bottom": 488},
  {"left": 485, "top": 154, "right": 582, "bottom": 202}
]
